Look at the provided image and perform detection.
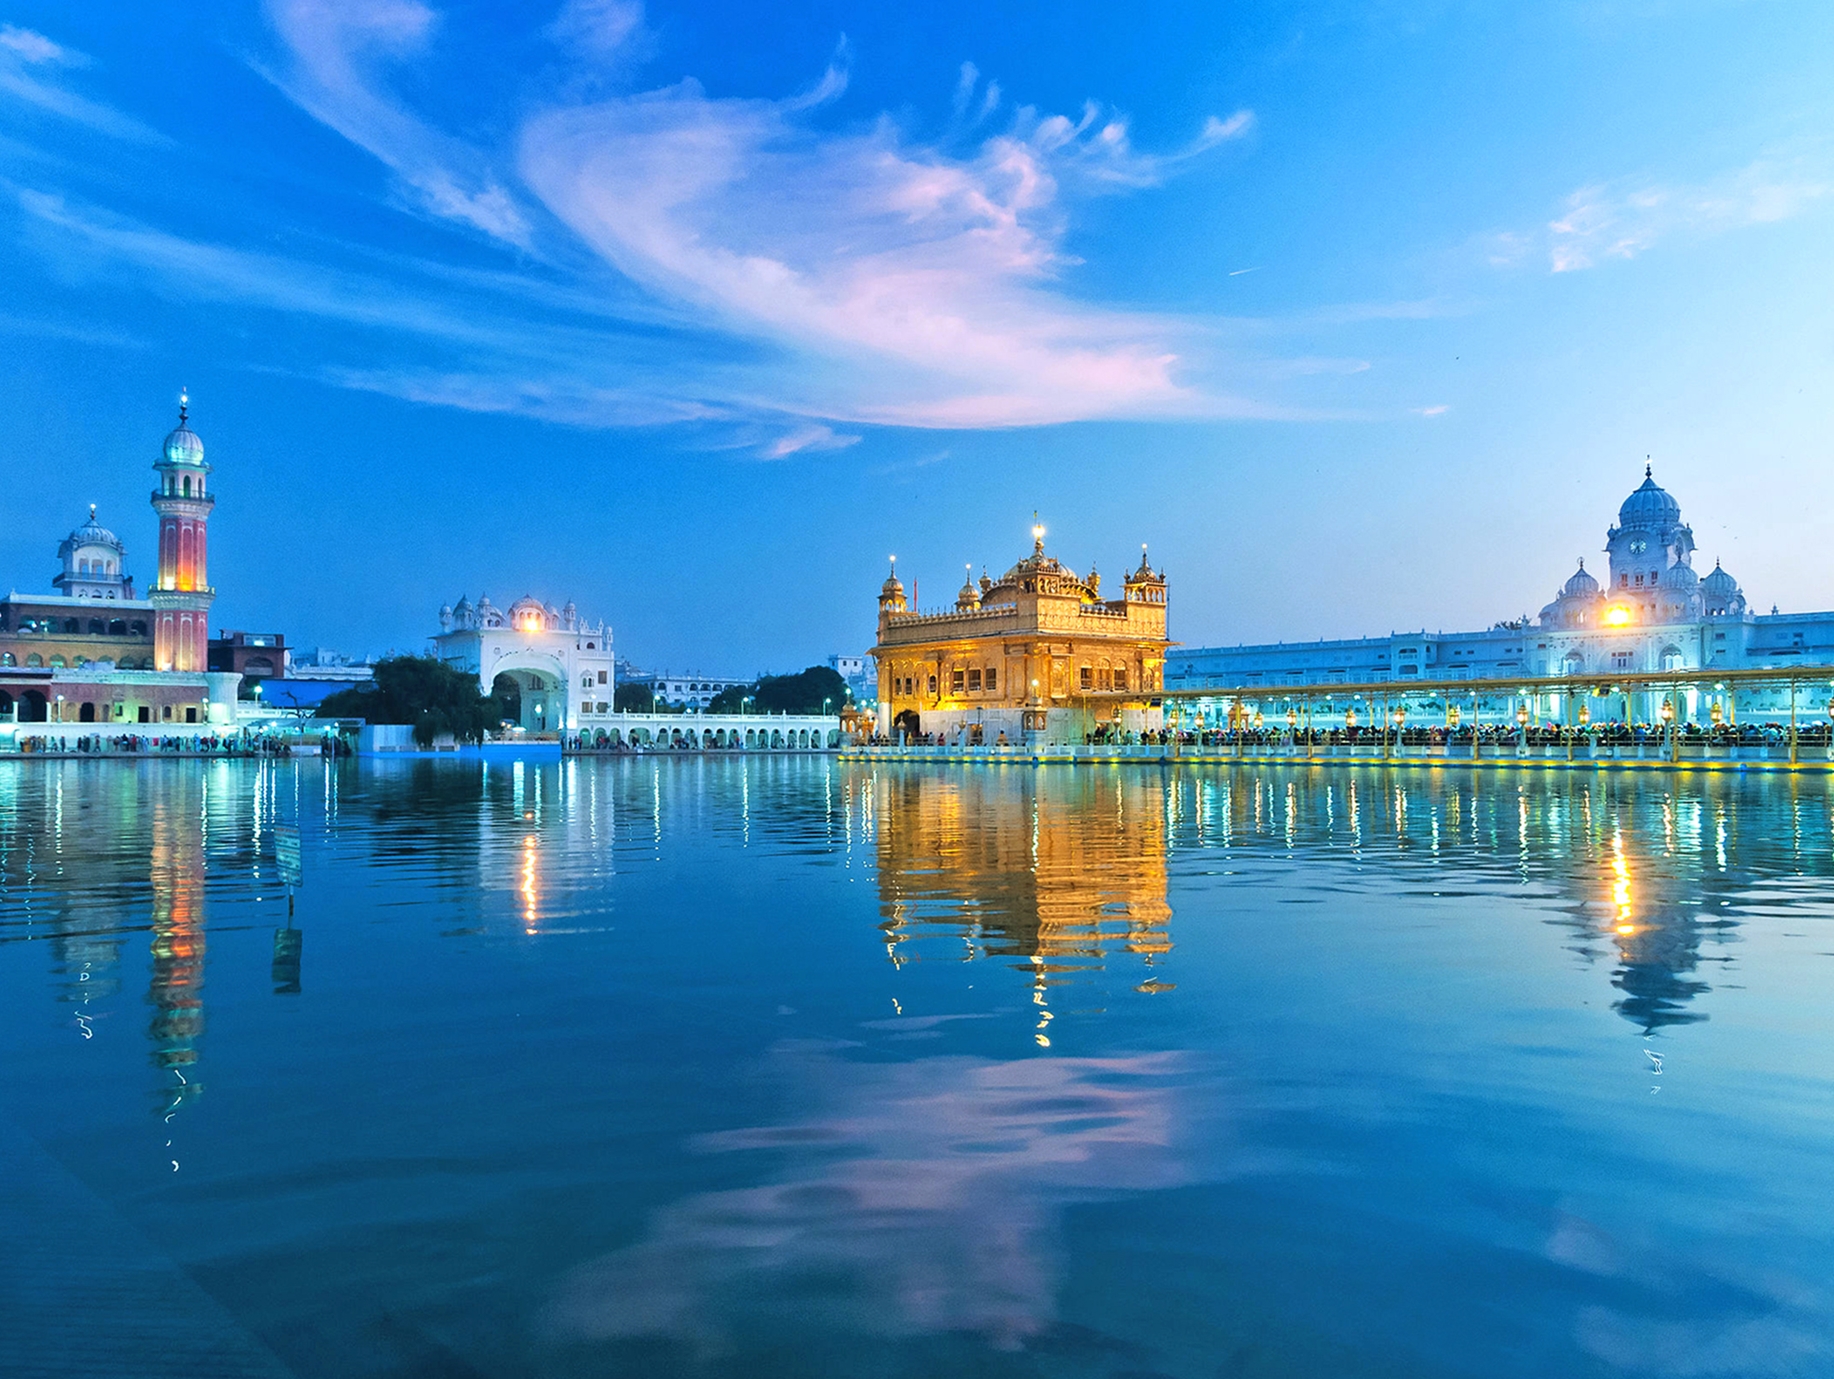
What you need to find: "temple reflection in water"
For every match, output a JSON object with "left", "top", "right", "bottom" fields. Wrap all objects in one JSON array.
[
  {"left": 857, "top": 763, "right": 1834, "bottom": 1034},
  {"left": 867, "top": 769, "right": 1174, "bottom": 1006}
]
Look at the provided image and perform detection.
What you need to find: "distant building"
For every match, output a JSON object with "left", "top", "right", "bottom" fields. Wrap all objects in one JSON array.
[
  {"left": 623, "top": 668, "right": 750, "bottom": 711},
  {"left": 827, "top": 654, "right": 871, "bottom": 701},
  {"left": 871, "top": 522, "right": 1169, "bottom": 744},
  {"left": 209, "top": 630, "right": 286, "bottom": 683},
  {"left": 287, "top": 648, "right": 375, "bottom": 681},
  {"left": 1169, "top": 468, "right": 1834, "bottom": 702},
  {"left": 435, "top": 594, "right": 613, "bottom": 732}
]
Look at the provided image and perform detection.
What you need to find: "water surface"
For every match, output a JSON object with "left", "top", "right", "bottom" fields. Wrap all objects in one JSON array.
[{"left": 2, "top": 758, "right": 1832, "bottom": 1377}]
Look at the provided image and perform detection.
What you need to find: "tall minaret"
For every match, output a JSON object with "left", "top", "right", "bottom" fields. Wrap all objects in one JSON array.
[{"left": 150, "top": 392, "right": 215, "bottom": 674}]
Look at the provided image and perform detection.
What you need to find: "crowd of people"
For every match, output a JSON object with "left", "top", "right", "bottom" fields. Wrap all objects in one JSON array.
[{"left": 4, "top": 733, "right": 328, "bottom": 756}]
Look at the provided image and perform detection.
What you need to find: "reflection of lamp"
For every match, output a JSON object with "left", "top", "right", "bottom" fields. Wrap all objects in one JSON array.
[
  {"left": 1659, "top": 700, "right": 1674, "bottom": 723},
  {"left": 1345, "top": 707, "right": 1358, "bottom": 729},
  {"left": 1448, "top": 705, "right": 1461, "bottom": 728},
  {"left": 1579, "top": 703, "right": 1591, "bottom": 726}
]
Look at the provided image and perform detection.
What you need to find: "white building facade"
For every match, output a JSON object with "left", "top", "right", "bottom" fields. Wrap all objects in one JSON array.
[
  {"left": 434, "top": 595, "right": 614, "bottom": 734},
  {"left": 1170, "top": 469, "right": 1834, "bottom": 713}
]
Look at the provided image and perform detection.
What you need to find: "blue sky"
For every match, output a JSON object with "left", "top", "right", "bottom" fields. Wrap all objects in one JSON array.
[{"left": 1, "top": 1, "right": 1830, "bottom": 671}]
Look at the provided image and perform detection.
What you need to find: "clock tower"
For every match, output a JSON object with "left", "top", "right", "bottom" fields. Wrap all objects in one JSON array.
[{"left": 149, "top": 393, "right": 215, "bottom": 674}]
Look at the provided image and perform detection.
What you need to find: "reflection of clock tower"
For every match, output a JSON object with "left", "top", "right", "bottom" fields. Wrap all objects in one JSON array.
[{"left": 149, "top": 393, "right": 215, "bottom": 674}]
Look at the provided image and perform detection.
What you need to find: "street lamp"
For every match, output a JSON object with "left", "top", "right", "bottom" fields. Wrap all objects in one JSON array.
[{"left": 1515, "top": 704, "right": 1529, "bottom": 752}]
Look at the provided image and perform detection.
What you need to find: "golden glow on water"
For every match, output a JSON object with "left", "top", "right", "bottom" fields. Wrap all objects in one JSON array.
[{"left": 521, "top": 834, "right": 539, "bottom": 933}]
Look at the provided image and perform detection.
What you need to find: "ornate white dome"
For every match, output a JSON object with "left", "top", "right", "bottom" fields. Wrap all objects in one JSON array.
[
  {"left": 1618, "top": 467, "right": 1680, "bottom": 527},
  {"left": 1702, "top": 561, "right": 1739, "bottom": 596},
  {"left": 1562, "top": 561, "right": 1599, "bottom": 598}
]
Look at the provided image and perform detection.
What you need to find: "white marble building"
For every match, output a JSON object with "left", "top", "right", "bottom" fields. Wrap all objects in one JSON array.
[
  {"left": 1171, "top": 468, "right": 1832, "bottom": 703},
  {"left": 434, "top": 595, "right": 613, "bottom": 734}
]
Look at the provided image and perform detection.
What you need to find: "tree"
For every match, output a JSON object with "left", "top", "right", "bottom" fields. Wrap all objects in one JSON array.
[
  {"left": 710, "top": 666, "right": 848, "bottom": 716},
  {"left": 317, "top": 655, "right": 501, "bottom": 745},
  {"left": 613, "top": 681, "right": 654, "bottom": 713}
]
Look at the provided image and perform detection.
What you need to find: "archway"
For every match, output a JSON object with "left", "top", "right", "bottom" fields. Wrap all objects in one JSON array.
[
  {"left": 0, "top": 690, "right": 12, "bottom": 719},
  {"left": 18, "top": 690, "right": 47, "bottom": 723},
  {"left": 79, "top": 702, "right": 96, "bottom": 722},
  {"left": 489, "top": 659, "right": 565, "bottom": 733},
  {"left": 893, "top": 709, "right": 921, "bottom": 740}
]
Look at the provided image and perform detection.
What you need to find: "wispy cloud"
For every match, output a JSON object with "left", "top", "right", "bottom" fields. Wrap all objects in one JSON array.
[
  {"left": 759, "top": 423, "right": 861, "bottom": 459},
  {"left": 261, "top": 0, "right": 532, "bottom": 245},
  {"left": 517, "top": 75, "right": 1246, "bottom": 426},
  {"left": 1519, "top": 153, "right": 1832, "bottom": 273},
  {"left": 0, "top": 24, "right": 168, "bottom": 144},
  {"left": 251, "top": 0, "right": 1253, "bottom": 429},
  {"left": 1413, "top": 404, "right": 1449, "bottom": 417}
]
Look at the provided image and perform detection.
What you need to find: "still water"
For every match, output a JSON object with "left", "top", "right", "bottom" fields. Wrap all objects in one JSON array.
[{"left": 2, "top": 758, "right": 1832, "bottom": 1377}]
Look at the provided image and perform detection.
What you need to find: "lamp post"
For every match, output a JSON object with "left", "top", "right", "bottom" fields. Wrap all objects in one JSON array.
[
  {"left": 1659, "top": 697, "right": 1675, "bottom": 762},
  {"left": 1286, "top": 707, "right": 1298, "bottom": 756},
  {"left": 1515, "top": 703, "right": 1528, "bottom": 754},
  {"left": 1392, "top": 704, "right": 1406, "bottom": 760}
]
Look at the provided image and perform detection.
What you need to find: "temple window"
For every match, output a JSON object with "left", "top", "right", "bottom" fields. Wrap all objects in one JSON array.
[
  {"left": 927, "top": 675, "right": 938, "bottom": 695},
  {"left": 1115, "top": 668, "right": 1128, "bottom": 691},
  {"left": 985, "top": 667, "right": 997, "bottom": 692},
  {"left": 951, "top": 669, "right": 965, "bottom": 693},
  {"left": 967, "top": 668, "right": 982, "bottom": 692},
  {"left": 1080, "top": 665, "right": 1093, "bottom": 690}
]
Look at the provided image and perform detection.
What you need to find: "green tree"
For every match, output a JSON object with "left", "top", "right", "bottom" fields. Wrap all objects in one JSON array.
[
  {"left": 613, "top": 681, "right": 654, "bottom": 713},
  {"left": 749, "top": 666, "right": 849, "bottom": 716},
  {"left": 317, "top": 655, "right": 501, "bottom": 746},
  {"left": 708, "top": 683, "right": 748, "bottom": 714}
]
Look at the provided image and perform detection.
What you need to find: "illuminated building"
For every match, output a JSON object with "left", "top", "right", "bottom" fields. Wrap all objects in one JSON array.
[
  {"left": 871, "top": 521, "right": 1169, "bottom": 744},
  {"left": 149, "top": 395, "right": 215, "bottom": 674},
  {"left": 1171, "top": 468, "right": 1834, "bottom": 703},
  {"left": 435, "top": 595, "right": 613, "bottom": 733},
  {"left": 0, "top": 398, "right": 241, "bottom": 731}
]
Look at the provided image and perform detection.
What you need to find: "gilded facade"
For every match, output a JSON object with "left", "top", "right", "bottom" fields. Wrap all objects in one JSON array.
[{"left": 871, "top": 524, "right": 1169, "bottom": 744}]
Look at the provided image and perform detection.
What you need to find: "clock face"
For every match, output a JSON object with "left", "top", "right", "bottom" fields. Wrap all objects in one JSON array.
[{"left": 1628, "top": 538, "right": 1648, "bottom": 555}]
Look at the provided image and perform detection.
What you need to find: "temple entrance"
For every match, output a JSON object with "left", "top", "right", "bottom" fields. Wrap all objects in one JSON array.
[
  {"left": 494, "top": 669, "right": 562, "bottom": 732},
  {"left": 18, "top": 690, "right": 47, "bottom": 723},
  {"left": 892, "top": 709, "right": 921, "bottom": 740}
]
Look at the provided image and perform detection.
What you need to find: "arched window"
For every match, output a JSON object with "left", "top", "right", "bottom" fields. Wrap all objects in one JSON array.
[
  {"left": 182, "top": 474, "right": 191, "bottom": 496},
  {"left": 109, "top": 619, "right": 126, "bottom": 635},
  {"left": 64, "top": 618, "right": 79, "bottom": 633},
  {"left": 88, "top": 619, "right": 104, "bottom": 634}
]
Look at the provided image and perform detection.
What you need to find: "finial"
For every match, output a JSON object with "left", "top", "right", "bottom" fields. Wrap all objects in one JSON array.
[
  {"left": 89, "top": 503, "right": 97, "bottom": 522},
  {"left": 1577, "top": 557, "right": 1584, "bottom": 568},
  {"left": 179, "top": 388, "right": 189, "bottom": 423},
  {"left": 1645, "top": 456, "right": 1651, "bottom": 479},
  {"left": 1031, "top": 512, "right": 1044, "bottom": 554}
]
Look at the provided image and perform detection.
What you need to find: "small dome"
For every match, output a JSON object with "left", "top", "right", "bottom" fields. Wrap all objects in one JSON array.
[
  {"left": 1663, "top": 562, "right": 1699, "bottom": 588},
  {"left": 1618, "top": 466, "right": 1680, "bottom": 528},
  {"left": 1703, "top": 560, "right": 1738, "bottom": 595},
  {"left": 162, "top": 395, "right": 205, "bottom": 466},
  {"left": 62, "top": 505, "right": 124, "bottom": 555},
  {"left": 1562, "top": 560, "right": 1598, "bottom": 598},
  {"left": 956, "top": 567, "right": 980, "bottom": 609},
  {"left": 880, "top": 559, "right": 905, "bottom": 601}
]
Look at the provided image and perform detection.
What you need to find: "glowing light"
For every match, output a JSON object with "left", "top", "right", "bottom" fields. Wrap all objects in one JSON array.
[
  {"left": 521, "top": 834, "right": 539, "bottom": 933},
  {"left": 1605, "top": 605, "right": 1632, "bottom": 627}
]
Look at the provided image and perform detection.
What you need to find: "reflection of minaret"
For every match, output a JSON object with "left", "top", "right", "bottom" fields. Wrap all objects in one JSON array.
[
  {"left": 147, "top": 775, "right": 207, "bottom": 1110},
  {"left": 874, "top": 772, "right": 1172, "bottom": 992}
]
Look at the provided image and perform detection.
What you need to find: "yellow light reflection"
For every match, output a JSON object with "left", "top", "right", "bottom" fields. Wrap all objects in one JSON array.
[
  {"left": 1605, "top": 605, "right": 1631, "bottom": 627},
  {"left": 521, "top": 834, "right": 539, "bottom": 933}
]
